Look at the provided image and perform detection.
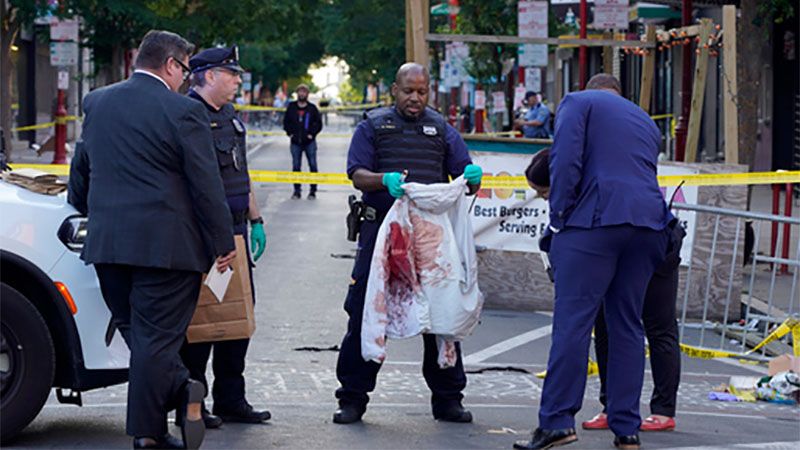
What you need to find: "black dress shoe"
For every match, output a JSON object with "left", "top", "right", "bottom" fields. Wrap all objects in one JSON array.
[
  {"left": 432, "top": 403, "right": 473, "bottom": 423},
  {"left": 332, "top": 403, "right": 366, "bottom": 424},
  {"left": 614, "top": 435, "right": 641, "bottom": 450},
  {"left": 133, "top": 433, "right": 184, "bottom": 449},
  {"left": 179, "top": 379, "right": 206, "bottom": 450},
  {"left": 202, "top": 408, "right": 223, "bottom": 429},
  {"left": 308, "top": 192, "right": 316, "bottom": 199},
  {"left": 214, "top": 402, "right": 271, "bottom": 424},
  {"left": 291, "top": 192, "right": 301, "bottom": 199},
  {"left": 513, "top": 428, "right": 578, "bottom": 449},
  {"left": 177, "top": 404, "right": 221, "bottom": 430}
]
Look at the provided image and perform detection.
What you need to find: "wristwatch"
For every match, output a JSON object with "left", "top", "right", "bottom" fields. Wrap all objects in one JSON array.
[{"left": 249, "top": 217, "right": 264, "bottom": 225}]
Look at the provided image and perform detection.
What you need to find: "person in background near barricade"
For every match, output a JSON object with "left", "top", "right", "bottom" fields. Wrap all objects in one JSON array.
[
  {"left": 68, "top": 30, "right": 236, "bottom": 449},
  {"left": 514, "top": 74, "right": 672, "bottom": 450},
  {"left": 525, "top": 148, "right": 685, "bottom": 437},
  {"left": 332, "top": 62, "right": 483, "bottom": 425},
  {"left": 515, "top": 91, "right": 551, "bottom": 139},
  {"left": 180, "top": 45, "right": 270, "bottom": 429},
  {"left": 283, "top": 83, "right": 323, "bottom": 199}
]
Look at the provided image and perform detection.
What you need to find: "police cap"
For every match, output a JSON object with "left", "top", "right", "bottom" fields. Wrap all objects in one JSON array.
[{"left": 190, "top": 45, "right": 243, "bottom": 74}]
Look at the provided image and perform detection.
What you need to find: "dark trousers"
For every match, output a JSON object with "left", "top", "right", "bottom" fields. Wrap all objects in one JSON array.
[
  {"left": 94, "top": 264, "right": 202, "bottom": 437},
  {"left": 595, "top": 247, "right": 681, "bottom": 418},
  {"left": 290, "top": 141, "right": 318, "bottom": 194},
  {"left": 180, "top": 226, "right": 253, "bottom": 410},
  {"left": 539, "top": 225, "right": 668, "bottom": 437},
  {"left": 335, "top": 220, "right": 467, "bottom": 411}
]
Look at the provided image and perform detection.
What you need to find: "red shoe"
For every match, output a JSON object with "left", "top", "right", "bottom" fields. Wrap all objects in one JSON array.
[
  {"left": 640, "top": 415, "right": 675, "bottom": 432},
  {"left": 581, "top": 413, "right": 609, "bottom": 430}
]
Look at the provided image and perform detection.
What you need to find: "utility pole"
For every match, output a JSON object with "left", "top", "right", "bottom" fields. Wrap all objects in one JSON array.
[
  {"left": 579, "top": 0, "right": 588, "bottom": 90},
  {"left": 674, "top": 0, "right": 693, "bottom": 161}
]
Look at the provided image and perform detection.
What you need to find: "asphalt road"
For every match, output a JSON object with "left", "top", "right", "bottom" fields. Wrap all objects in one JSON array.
[{"left": 10, "top": 134, "right": 800, "bottom": 449}]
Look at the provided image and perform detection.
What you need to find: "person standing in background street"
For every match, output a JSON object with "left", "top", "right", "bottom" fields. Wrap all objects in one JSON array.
[
  {"left": 516, "top": 91, "right": 551, "bottom": 139},
  {"left": 68, "top": 30, "right": 236, "bottom": 450},
  {"left": 283, "top": 84, "right": 323, "bottom": 199},
  {"left": 180, "top": 45, "right": 271, "bottom": 430},
  {"left": 514, "top": 74, "right": 671, "bottom": 450}
]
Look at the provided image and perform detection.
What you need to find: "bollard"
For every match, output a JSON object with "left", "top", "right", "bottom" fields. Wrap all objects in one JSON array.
[{"left": 52, "top": 90, "right": 67, "bottom": 164}]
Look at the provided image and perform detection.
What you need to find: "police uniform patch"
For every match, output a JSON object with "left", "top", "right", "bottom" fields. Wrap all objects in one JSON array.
[
  {"left": 232, "top": 117, "right": 245, "bottom": 134},
  {"left": 422, "top": 125, "right": 438, "bottom": 136}
]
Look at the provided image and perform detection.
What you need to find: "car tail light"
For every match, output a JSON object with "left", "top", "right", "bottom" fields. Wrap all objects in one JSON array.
[{"left": 57, "top": 215, "right": 88, "bottom": 252}]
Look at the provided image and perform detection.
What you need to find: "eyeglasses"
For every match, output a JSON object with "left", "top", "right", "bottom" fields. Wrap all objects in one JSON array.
[{"left": 169, "top": 57, "right": 192, "bottom": 82}]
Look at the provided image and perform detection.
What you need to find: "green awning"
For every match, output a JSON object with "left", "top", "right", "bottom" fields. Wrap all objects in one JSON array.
[{"left": 629, "top": 2, "right": 682, "bottom": 21}]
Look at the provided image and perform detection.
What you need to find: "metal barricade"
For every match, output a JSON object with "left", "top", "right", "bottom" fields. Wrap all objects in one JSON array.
[{"left": 672, "top": 202, "right": 799, "bottom": 362}]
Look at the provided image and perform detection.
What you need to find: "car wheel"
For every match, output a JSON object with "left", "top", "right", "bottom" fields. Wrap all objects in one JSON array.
[{"left": 0, "top": 282, "right": 55, "bottom": 444}]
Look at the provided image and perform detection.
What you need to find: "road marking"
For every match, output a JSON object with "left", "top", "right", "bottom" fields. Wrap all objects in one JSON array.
[
  {"left": 716, "top": 357, "right": 770, "bottom": 375},
  {"left": 463, "top": 325, "right": 553, "bottom": 365},
  {"left": 247, "top": 141, "right": 272, "bottom": 159},
  {"left": 40, "top": 402, "right": 797, "bottom": 422},
  {"left": 665, "top": 441, "right": 800, "bottom": 450}
]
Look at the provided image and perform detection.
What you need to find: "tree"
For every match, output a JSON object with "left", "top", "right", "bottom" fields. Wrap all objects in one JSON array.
[
  {"left": 320, "top": 0, "right": 405, "bottom": 88},
  {"left": 453, "top": 0, "right": 517, "bottom": 86}
]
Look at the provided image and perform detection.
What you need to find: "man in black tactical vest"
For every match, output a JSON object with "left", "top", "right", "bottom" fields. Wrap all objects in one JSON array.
[
  {"left": 333, "top": 63, "right": 484, "bottom": 425},
  {"left": 180, "top": 46, "right": 270, "bottom": 428}
]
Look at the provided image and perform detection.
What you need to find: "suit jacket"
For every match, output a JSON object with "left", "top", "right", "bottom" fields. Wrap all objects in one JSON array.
[
  {"left": 68, "top": 72, "right": 235, "bottom": 273},
  {"left": 548, "top": 90, "right": 670, "bottom": 231}
]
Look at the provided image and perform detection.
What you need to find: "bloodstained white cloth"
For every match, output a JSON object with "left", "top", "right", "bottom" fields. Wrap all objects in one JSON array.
[{"left": 361, "top": 176, "right": 483, "bottom": 368}]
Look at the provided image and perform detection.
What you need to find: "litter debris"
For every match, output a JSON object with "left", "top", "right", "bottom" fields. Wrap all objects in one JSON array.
[
  {"left": 293, "top": 345, "right": 340, "bottom": 352},
  {"left": 1, "top": 168, "right": 66, "bottom": 195}
]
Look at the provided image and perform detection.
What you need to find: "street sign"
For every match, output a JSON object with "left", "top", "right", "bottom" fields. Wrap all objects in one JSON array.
[
  {"left": 518, "top": 1, "right": 548, "bottom": 67},
  {"left": 474, "top": 90, "right": 486, "bottom": 109},
  {"left": 242, "top": 72, "right": 252, "bottom": 91},
  {"left": 593, "top": 0, "right": 629, "bottom": 30},
  {"left": 525, "top": 67, "right": 542, "bottom": 93},
  {"left": 492, "top": 91, "right": 506, "bottom": 113},
  {"left": 50, "top": 19, "right": 79, "bottom": 41},
  {"left": 513, "top": 85, "right": 527, "bottom": 110},
  {"left": 58, "top": 71, "right": 70, "bottom": 90},
  {"left": 50, "top": 42, "right": 79, "bottom": 66}
]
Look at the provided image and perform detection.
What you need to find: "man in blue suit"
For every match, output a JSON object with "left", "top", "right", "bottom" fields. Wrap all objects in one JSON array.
[{"left": 514, "top": 74, "right": 670, "bottom": 450}]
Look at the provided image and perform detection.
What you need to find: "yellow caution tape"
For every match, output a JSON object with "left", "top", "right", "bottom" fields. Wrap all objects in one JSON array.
[
  {"left": 235, "top": 102, "right": 384, "bottom": 113},
  {"left": 536, "top": 358, "right": 599, "bottom": 379},
  {"left": 680, "top": 317, "right": 800, "bottom": 360},
  {"left": 7, "top": 166, "right": 800, "bottom": 189},
  {"left": 10, "top": 115, "right": 80, "bottom": 132},
  {"left": 650, "top": 113, "right": 674, "bottom": 121},
  {"left": 13, "top": 163, "right": 70, "bottom": 176},
  {"left": 247, "top": 130, "right": 353, "bottom": 138},
  {"left": 249, "top": 170, "right": 351, "bottom": 185}
]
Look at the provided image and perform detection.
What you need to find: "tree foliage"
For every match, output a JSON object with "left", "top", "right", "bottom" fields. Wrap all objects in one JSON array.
[{"left": 320, "top": 0, "right": 405, "bottom": 87}]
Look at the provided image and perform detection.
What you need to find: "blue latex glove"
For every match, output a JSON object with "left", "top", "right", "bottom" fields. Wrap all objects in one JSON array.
[
  {"left": 463, "top": 164, "right": 483, "bottom": 185},
  {"left": 250, "top": 222, "right": 266, "bottom": 262},
  {"left": 382, "top": 172, "right": 406, "bottom": 199}
]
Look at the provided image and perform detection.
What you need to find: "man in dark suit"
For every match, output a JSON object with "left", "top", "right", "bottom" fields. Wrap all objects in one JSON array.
[
  {"left": 68, "top": 30, "right": 236, "bottom": 450},
  {"left": 514, "top": 74, "right": 671, "bottom": 450}
]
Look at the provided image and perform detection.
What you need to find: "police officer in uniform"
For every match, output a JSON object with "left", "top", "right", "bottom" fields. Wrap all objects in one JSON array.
[
  {"left": 333, "top": 63, "right": 484, "bottom": 425},
  {"left": 180, "top": 46, "right": 270, "bottom": 427}
]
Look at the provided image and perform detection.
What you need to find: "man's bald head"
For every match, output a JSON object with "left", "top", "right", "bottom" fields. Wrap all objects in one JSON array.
[
  {"left": 392, "top": 63, "right": 431, "bottom": 119},
  {"left": 395, "top": 63, "right": 430, "bottom": 85}
]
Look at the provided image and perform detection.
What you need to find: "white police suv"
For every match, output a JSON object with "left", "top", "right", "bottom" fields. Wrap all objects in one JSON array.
[{"left": 0, "top": 179, "right": 129, "bottom": 443}]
